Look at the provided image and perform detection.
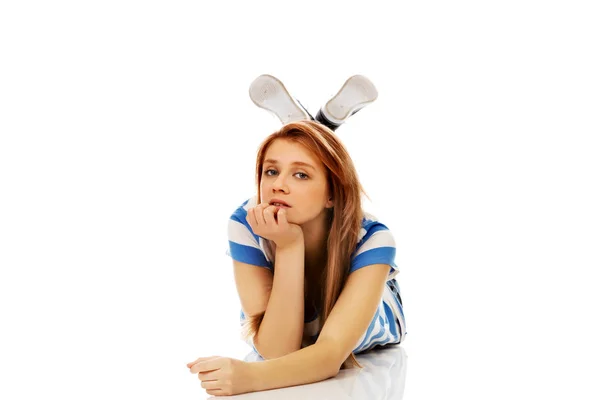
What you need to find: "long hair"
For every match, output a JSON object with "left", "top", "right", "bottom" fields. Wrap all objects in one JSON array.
[{"left": 240, "top": 120, "right": 369, "bottom": 369}]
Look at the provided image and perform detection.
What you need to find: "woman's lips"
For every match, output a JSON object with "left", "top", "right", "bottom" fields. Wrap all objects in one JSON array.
[{"left": 269, "top": 200, "right": 291, "bottom": 208}]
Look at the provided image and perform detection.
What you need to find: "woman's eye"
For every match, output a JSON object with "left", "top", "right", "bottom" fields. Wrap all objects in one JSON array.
[{"left": 264, "top": 169, "right": 308, "bottom": 179}]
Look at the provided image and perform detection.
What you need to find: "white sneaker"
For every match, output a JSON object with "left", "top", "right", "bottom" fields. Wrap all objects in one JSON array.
[
  {"left": 249, "top": 74, "right": 311, "bottom": 124},
  {"left": 316, "top": 75, "right": 378, "bottom": 131}
]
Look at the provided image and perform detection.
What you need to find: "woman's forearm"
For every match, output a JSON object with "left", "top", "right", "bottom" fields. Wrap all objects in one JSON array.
[
  {"left": 254, "top": 241, "right": 305, "bottom": 359},
  {"left": 249, "top": 341, "right": 341, "bottom": 392}
]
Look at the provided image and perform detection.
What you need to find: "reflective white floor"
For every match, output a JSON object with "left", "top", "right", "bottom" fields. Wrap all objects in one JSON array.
[
  {"left": 204, "top": 346, "right": 407, "bottom": 399},
  {"left": 3, "top": 2, "right": 599, "bottom": 399}
]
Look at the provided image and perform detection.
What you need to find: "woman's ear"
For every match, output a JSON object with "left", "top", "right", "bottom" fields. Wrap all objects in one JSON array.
[{"left": 326, "top": 197, "right": 334, "bottom": 208}]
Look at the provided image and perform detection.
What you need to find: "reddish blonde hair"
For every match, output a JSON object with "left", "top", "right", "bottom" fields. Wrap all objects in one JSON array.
[{"left": 241, "top": 120, "right": 371, "bottom": 369}]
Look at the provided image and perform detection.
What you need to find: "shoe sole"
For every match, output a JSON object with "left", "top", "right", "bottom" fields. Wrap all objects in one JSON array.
[
  {"left": 249, "top": 74, "right": 309, "bottom": 124},
  {"left": 324, "top": 75, "right": 378, "bottom": 123}
]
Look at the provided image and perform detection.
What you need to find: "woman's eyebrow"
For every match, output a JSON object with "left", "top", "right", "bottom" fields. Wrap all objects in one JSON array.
[{"left": 264, "top": 159, "right": 315, "bottom": 171}]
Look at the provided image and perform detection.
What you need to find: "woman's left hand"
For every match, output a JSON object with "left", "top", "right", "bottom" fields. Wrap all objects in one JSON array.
[{"left": 187, "top": 356, "right": 257, "bottom": 396}]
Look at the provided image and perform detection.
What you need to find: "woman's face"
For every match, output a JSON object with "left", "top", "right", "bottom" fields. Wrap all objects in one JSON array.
[{"left": 260, "top": 139, "right": 333, "bottom": 225}]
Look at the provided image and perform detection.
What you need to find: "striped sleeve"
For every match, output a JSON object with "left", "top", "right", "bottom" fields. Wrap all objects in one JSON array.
[
  {"left": 350, "top": 221, "right": 398, "bottom": 280},
  {"left": 226, "top": 202, "right": 271, "bottom": 269}
]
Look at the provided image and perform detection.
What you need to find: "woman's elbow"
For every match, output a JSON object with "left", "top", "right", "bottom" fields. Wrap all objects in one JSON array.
[{"left": 254, "top": 341, "right": 301, "bottom": 360}]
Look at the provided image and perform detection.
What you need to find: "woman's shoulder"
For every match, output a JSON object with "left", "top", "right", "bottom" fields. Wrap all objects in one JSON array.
[
  {"left": 359, "top": 211, "right": 393, "bottom": 236},
  {"left": 226, "top": 195, "right": 274, "bottom": 269},
  {"left": 229, "top": 195, "right": 258, "bottom": 221},
  {"left": 349, "top": 210, "right": 398, "bottom": 275},
  {"left": 356, "top": 210, "right": 396, "bottom": 248}
]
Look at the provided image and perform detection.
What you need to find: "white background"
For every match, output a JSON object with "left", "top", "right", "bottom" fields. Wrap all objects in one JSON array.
[{"left": 1, "top": 1, "right": 599, "bottom": 399}]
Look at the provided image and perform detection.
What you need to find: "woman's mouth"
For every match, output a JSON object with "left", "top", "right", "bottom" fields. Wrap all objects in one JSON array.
[{"left": 269, "top": 199, "right": 291, "bottom": 208}]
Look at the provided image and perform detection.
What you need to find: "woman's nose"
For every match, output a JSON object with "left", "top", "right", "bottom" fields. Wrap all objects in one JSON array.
[{"left": 272, "top": 176, "right": 288, "bottom": 192}]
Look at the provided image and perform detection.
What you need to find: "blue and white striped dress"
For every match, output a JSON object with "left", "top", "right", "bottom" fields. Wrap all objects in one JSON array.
[{"left": 226, "top": 196, "right": 407, "bottom": 358}]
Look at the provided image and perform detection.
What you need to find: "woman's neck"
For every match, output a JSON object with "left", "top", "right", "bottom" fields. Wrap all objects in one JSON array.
[{"left": 301, "top": 211, "right": 330, "bottom": 280}]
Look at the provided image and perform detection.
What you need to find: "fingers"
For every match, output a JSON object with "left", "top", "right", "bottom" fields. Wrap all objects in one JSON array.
[
  {"left": 198, "top": 369, "right": 220, "bottom": 381},
  {"left": 190, "top": 359, "right": 221, "bottom": 374},
  {"left": 206, "top": 389, "right": 226, "bottom": 396},
  {"left": 201, "top": 380, "right": 220, "bottom": 390},
  {"left": 263, "top": 205, "right": 277, "bottom": 226},
  {"left": 246, "top": 203, "right": 267, "bottom": 227},
  {"left": 187, "top": 356, "right": 219, "bottom": 369},
  {"left": 277, "top": 208, "right": 287, "bottom": 227},
  {"left": 187, "top": 357, "right": 205, "bottom": 368},
  {"left": 246, "top": 206, "right": 259, "bottom": 227},
  {"left": 246, "top": 203, "right": 280, "bottom": 230},
  {"left": 256, "top": 204, "right": 269, "bottom": 225}
]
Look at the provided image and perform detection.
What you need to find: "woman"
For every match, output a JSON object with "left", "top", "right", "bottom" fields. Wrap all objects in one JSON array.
[{"left": 188, "top": 119, "right": 407, "bottom": 396}]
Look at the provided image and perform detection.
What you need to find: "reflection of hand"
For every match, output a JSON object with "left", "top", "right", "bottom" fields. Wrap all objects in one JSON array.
[
  {"left": 187, "top": 356, "right": 256, "bottom": 396},
  {"left": 246, "top": 203, "right": 304, "bottom": 249}
]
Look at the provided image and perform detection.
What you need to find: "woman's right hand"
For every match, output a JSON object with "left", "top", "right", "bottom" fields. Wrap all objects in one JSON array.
[{"left": 245, "top": 203, "right": 304, "bottom": 249}]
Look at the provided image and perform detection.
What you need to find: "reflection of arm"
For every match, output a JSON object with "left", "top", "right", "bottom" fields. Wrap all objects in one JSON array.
[{"left": 254, "top": 241, "right": 305, "bottom": 359}]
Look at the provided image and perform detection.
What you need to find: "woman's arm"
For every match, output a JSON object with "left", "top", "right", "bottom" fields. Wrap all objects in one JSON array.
[
  {"left": 248, "top": 263, "right": 392, "bottom": 392},
  {"left": 249, "top": 340, "right": 340, "bottom": 392},
  {"left": 253, "top": 240, "right": 305, "bottom": 359}
]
